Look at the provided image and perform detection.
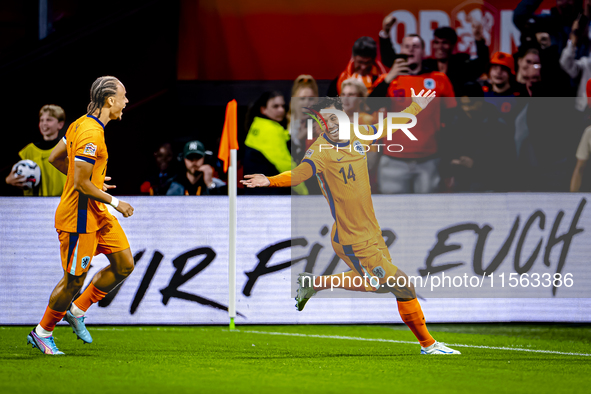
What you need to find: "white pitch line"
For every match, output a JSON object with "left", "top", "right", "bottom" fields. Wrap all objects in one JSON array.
[{"left": 237, "top": 330, "right": 591, "bottom": 357}]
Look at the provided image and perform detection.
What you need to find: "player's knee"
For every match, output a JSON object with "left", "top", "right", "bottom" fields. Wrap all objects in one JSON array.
[
  {"left": 115, "top": 260, "right": 134, "bottom": 278},
  {"left": 65, "top": 275, "right": 85, "bottom": 292}
]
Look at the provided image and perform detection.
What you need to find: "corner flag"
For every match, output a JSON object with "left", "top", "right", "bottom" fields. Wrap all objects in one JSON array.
[{"left": 218, "top": 99, "right": 239, "bottom": 172}]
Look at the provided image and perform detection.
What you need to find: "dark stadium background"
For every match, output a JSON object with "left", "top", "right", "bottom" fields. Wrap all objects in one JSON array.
[{"left": 0, "top": 0, "right": 565, "bottom": 196}]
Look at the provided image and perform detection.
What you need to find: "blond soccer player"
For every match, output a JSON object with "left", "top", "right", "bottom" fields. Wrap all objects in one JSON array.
[{"left": 27, "top": 76, "right": 135, "bottom": 355}]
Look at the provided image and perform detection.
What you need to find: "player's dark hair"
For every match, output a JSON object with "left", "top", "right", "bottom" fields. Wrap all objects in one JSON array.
[
  {"left": 245, "top": 90, "right": 285, "bottom": 131},
  {"left": 87, "top": 76, "right": 121, "bottom": 117},
  {"left": 433, "top": 27, "right": 458, "bottom": 47},
  {"left": 352, "top": 36, "right": 377, "bottom": 59},
  {"left": 406, "top": 34, "right": 426, "bottom": 49},
  {"left": 311, "top": 97, "right": 343, "bottom": 112}
]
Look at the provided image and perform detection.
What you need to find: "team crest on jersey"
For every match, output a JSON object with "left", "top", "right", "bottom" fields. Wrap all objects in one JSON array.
[
  {"left": 305, "top": 149, "right": 314, "bottom": 158},
  {"left": 353, "top": 141, "right": 366, "bottom": 155},
  {"left": 372, "top": 266, "right": 386, "bottom": 278},
  {"left": 424, "top": 78, "right": 436, "bottom": 90},
  {"left": 83, "top": 143, "right": 97, "bottom": 156},
  {"left": 81, "top": 256, "right": 90, "bottom": 269}
]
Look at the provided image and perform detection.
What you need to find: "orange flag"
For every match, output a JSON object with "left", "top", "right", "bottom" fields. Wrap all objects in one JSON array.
[{"left": 218, "top": 99, "right": 239, "bottom": 172}]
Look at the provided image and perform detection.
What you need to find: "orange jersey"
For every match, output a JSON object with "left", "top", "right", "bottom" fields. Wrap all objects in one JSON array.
[
  {"left": 55, "top": 115, "right": 112, "bottom": 233},
  {"left": 271, "top": 103, "right": 422, "bottom": 245}
]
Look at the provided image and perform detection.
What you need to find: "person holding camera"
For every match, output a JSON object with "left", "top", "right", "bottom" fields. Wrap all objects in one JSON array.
[
  {"left": 378, "top": 14, "right": 489, "bottom": 95},
  {"left": 369, "top": 35, "right": 456, "bottom": 194}
]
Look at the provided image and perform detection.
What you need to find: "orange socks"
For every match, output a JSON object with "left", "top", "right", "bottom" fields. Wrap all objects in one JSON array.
[
  {"left": 73, "top": 283, "right": 108, "bottom": 313},
  {"left": 397, "top": 298, "right": 435, "bottom": 348},
  {"left": 39, "top": 306, "right": 67, "bottom": 332}
]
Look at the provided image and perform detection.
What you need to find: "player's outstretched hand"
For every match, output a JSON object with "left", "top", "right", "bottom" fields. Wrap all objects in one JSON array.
[
  {"left": 116, "top": 200, "right": 134, "bottom": 218},
  {"left": 241, "top": 174, "right": 270, "bottom": 188},
  {"left": 102, "top": 176, "right": 116, "bottom": 192},
  {"left": 411, "top": 88, "right": 436, "bottom": 109}
]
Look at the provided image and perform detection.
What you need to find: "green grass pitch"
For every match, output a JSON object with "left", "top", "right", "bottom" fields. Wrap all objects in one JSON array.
[{"left": 2, "top": 324, "right": 590, "bottom": 393}]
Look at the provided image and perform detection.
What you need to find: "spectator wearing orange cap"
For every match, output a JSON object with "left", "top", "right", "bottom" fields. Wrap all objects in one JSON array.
[
  {"left": 480, "top": 52, "right": 528, "bottom": 123},
  {"left": 482, "top": 52, "right": 523, "bottom": 96}
]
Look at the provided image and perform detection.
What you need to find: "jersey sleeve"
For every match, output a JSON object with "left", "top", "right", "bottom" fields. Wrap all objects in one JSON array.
[
  {"left": 300, "top": 143, "right": 327, "bottom": 177},
  {"left": 268, "top": 161, "right": 314, "bottom": 187},
  {"left": 369, "top": 102, "right": 423, "bottom": 142},
  {"left": 74, "top": 128, "right": 102, "bottom": 165}
]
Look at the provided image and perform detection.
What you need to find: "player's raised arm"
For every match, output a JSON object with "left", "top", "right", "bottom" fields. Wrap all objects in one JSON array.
[
  {"left": 242, "top": 161, "right": 314, "bottom": 188},
  {"left": 48, "top": 138, "right": 69, "bottom": 175},
  {"left": 368, "top": 88, "right": 437, "bottom": 140}
]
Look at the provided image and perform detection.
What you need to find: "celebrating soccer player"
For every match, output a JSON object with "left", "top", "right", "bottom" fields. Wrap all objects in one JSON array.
[
  {"left": 242, "top": 88, "right": 460, "bottom": 355},
  {"left": 27, "top": 76, "right": 135, "bottom": 355}
]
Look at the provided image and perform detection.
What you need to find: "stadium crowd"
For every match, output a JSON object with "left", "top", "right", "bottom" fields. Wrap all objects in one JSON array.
[{"left": 5, "top": 0, "right": 591, "bottom": 196}]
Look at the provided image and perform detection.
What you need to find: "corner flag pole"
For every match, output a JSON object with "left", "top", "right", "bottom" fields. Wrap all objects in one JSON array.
[
  {"left": 228, "top": 148, "right": 237, "bottom": 330},
  {"left": 219, "top": 99, "right": 239, "bottom": 331}
]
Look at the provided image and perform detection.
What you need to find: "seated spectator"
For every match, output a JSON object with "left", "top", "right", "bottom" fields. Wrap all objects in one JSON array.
[
  {"left": 560, "top": 16, "right": 591, "bottom": 112},
  {"left": 167, "top": 140, "right": 223, "bottom": 195},
  {"left": 140, "top": 142, "right": 176, "bottom": 195},
  {"left": 244, "top": 91, "right": 307, "bottom": 195},
  {"left": 288, "top": 75, "right": 318, "bottom": 161},
  {"left": 327, "top": 37, "right": 387, "bottom": 96},
  {"left": 4, "top": 104, "right": 67, "bottom": 196},
  {"left": 440, "top": 82, "right": 517, "bottom": 192},
  {"left": 371, "top": 34, "right": 456, "bottom": 194}
]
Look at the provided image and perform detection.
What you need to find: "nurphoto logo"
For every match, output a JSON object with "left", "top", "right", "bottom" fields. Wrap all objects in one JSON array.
[{"left": 303, "top": 108, "right": 418, "bottom": 153}]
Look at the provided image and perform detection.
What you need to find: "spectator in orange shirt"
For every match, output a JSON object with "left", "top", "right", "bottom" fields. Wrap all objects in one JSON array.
[{"left": 370, "top": 34, "right": 456, "bottom": 194}]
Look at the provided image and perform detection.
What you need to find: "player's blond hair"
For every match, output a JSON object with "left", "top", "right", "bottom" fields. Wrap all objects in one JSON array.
[
  {"left": 87, "top": 76, "right": 121, "bottom": 116},
  {"left": 39, "top": 104, "right": 65, "bottom": 122}
]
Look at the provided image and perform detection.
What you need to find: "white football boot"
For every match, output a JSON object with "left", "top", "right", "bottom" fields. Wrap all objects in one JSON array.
[{"left": 421, "top": 341, "right": 461, "bottom": 355}]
